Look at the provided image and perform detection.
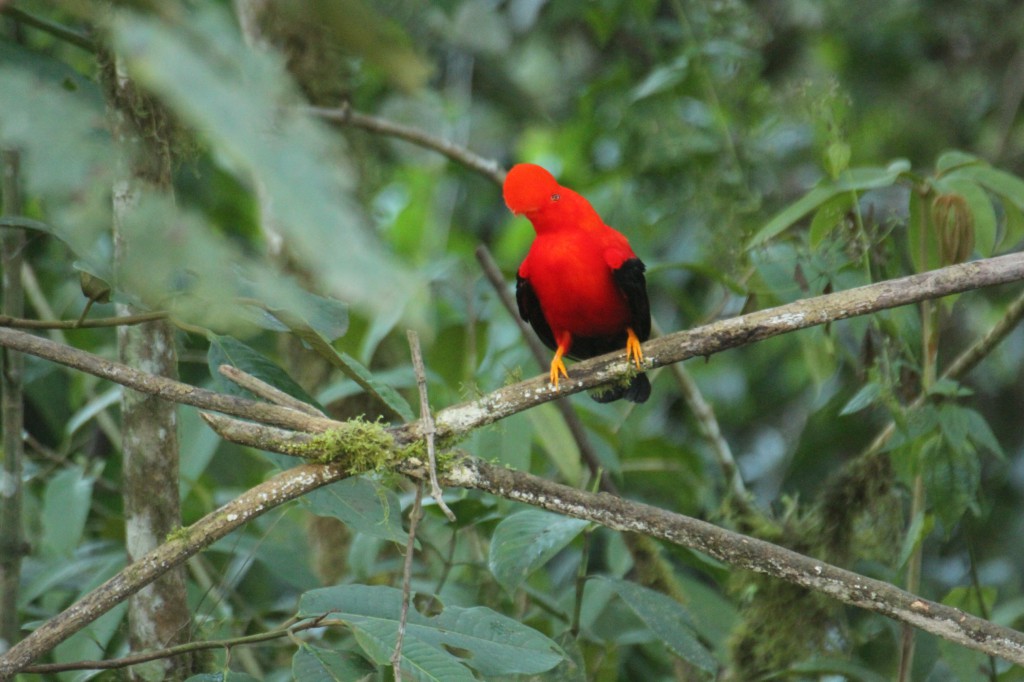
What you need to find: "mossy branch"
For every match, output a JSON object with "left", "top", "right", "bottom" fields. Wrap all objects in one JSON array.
[{"left": 2, "top": 253, "right": 1024, "bottom": 676}]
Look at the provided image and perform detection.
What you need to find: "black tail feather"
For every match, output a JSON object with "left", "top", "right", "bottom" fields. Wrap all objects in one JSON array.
[{"left": 589, "top": 373, "right": 651, "bottom": 404}]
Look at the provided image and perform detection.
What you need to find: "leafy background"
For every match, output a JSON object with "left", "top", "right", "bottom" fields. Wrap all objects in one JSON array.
[{"left": 2, "top": 0, "right": 1024, "bottom": 679}]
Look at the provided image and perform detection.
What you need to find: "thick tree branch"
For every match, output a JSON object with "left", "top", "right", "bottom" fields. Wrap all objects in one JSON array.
[
  {"left": 0, "top": 460, "right": 352, "bottom": 677},
  {"left": 445, "top": 457, "right": 1024, "bottom": 663},
  {"left": 0, "top": 327, "right": 340, "bottom": 433},
  {"left": 2, "top": 253, "right": 1024, "bottom": 676},
  {"left": 412, "top": 252, "right": 1024, "bottom": 443}
]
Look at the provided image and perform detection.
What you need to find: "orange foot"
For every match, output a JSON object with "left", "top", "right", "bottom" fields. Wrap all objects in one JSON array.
[
  {"left": 549, "top": 346, "right": 569, "bottom": 389},
  {"left": 625, "top": 327, "right": 644, "bottom": 369}
]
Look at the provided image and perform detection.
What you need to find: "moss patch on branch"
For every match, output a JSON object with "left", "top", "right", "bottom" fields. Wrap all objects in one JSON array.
[{"left": 284, "top": 417, "right": 397, "bottom": 473}]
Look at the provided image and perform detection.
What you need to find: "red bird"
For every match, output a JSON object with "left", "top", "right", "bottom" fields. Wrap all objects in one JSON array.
[{"left": 503, "top": 163, "right": 651, "bottom": 403}]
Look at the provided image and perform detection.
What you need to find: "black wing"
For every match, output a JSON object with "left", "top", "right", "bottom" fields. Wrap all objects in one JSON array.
[
  {"left": 611, "top": 257, "right": 651, "bottom": 341},
  {"left": 516, "top": 273, "right": 557, "bottom": 352}
]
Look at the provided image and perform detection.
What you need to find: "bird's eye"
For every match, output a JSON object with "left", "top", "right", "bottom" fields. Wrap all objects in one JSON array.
[{"left": 550, "top": 193, "right": 560, "bottom": 201}]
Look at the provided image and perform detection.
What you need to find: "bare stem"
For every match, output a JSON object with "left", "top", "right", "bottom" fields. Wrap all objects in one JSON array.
[
  {"left": 308, "top": 104, "right": 506, "bottom": 186},
  {"left": 391, "top": 483, "right": 425, "bottom": 679},
  {"left": 406, "top": 330, "right": 455, "bottom": 521}
]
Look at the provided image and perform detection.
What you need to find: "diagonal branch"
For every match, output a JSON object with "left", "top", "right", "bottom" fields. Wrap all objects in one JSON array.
[
  {"left": 2, "top": 253, "right": 1024, "bottom": 676},
  {"left": 308, "top": 104, "right": 507, "bottom": 185}
]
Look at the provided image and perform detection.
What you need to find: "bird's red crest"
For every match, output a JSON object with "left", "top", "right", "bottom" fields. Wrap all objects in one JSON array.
[{"left": 503, "top": 163, "right": 560, "bottom": 215}]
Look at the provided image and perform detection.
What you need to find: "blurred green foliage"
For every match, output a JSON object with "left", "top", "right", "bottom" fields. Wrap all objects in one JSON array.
[{"left": 2, "top": 0, "right": 1024, "bottom": 679}]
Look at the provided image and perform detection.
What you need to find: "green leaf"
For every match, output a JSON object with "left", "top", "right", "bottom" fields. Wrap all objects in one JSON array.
[
  {"left": 935, "top": 149, "right": 982, "bottom": 175},
  {"left": 963, "top": 408, "right": 1006, "bottom": 460},
  {"left": 808, "top": 192, "right": 852, "bottom": 249},
  {"left": 631, "top": 55, "right": 690, "bottom": 102},
  {"left": 597, "top": 577, "right": 716, "bottom": 673},
  {"left": 303, "top": 476, "right": 406, "bottom": 543},
  {"left": 527, "top": 403, "right": 581, "bottom": 484},
  {"left": 255, "top": 292, "right": 350, "bottom": 342},
  {"left": 907, "top": 184, "right": 940, "bottom": 273},
  {"left": 955, "top": 165, "right": 1024, "bottom": 212},
  {"left": 749, "top": 160, "right": 910, "bottom": 247},
  {"left": 0, "top": 63, "right": 113, "bottom": 270},
  {"left": 298, "top": 585, "right": 564, "bottom": 678},
  {"left": 896, "top": 511, "right": 934, "bottom": 572},
  {"left": 1001, "top": 194, "right": 1024, "bottom": 250},
  {"left": 489, "top": 509, "right": 589, "bottom": 592},
  {"left": 270, "top": 310, "right": 414, "bottom": 422},
  {"left": 110, "top": 6, "right": 419, "bottom": 318},
  {"left": 184, "top": 674, "right": 261, "bottom": 682},
  {"left": 922, "top": 436, "right": 980, "bottom": 530},
  {"left": 207, "top": 334, "right": 321, "bottom": 409},
  {"left": 292, "top": 644, "right": 375, "bottom": 682},
  {"left": 839, "top": 382, "right": 881, "bottom": 416},
  {"left": 41, "top": 464, "right": 98, "bottom": 558},
  {"left": 785, "top": 657, "right": 889, "bottom": 682}
]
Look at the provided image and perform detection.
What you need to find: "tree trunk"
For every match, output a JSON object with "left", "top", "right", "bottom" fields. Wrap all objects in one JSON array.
[{"left": 106, "top": 56, "right": 193, "bottom": 679}]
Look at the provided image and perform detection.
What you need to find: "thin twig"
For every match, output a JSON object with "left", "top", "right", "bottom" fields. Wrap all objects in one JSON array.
[
  {"left": 308, "top": 104, "right": 507, "bottom": 186},
  {"left": 20, "top": 617, "right": 335, "bottom": 674},
  {"left": 391, "top": 482, "right": 425, "bottom": 680},
  {"left": 0, "top": 6, "right": 96, "bottom": 52},
  {"left": 406, "top": 330, "right": 455, "bottom": 521},
  {"left": 0, "top": 310, "right": 169, "bottom": 329},
  {"left": 217, "top": 364, "right": 326, "bottom": 418}
]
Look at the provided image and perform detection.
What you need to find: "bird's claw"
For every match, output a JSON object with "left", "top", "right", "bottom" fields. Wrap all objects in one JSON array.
[{"left": 626, "top": 327, "right": 644, "bottom": 369}]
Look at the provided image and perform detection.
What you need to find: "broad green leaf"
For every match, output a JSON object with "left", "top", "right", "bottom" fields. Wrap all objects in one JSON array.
[
  {"left": 185, "top": 674, "right": 261, "bottom": 682},
  {"left": 207, "top": 334, "right": 320, "bottom": 409},
  {"left": 749, "top": 160, "right": 910, "bottom": 247},
  {"left": 922, "top": 436, "right": 979, "bottom": 530},
  {"left": 631, "top": 55, "right": 690, "bottom": 102},
  {"left": 839, "top": 382, "right": 881, "bottom": 416},
  {"left": 938, "top": 403, "right": 971, "bottom": 451},
  {"left": 808, "top": 192, "right": 852, "bottom": 249},
  {"left": 955, "top": 165, "right": 1024, "bottom": 212},
  {"left": 292, "top": 644, "right": 375, "bottom": 682},
  {"left": 65, "top": 386, "right": 119, "bottom": 439},
  {"left": 19, "top": 543, "right": 123, "bottom": 605},
  {"left": 489, "top": 509, "right": 589, "bottom": 592},
  {"left": 298, "top": 585, "right": 564, "bottom": 678},
  {"left": 303, "top": 476, "right": 406, "bottom": 543},
  {"left": 179, "top": 405, "right": 221, "bottom": 500},
  {"left": 598, "top": 577, "right": 716, "bottom": 673},
  {"left": 253, "top": 292, "right": 350, "bottom": 342},
  {"left": 935, "top": 149, "right": 982, "bottom": 175},
  {"left": 528, "top": 402, "right": 581, "bottom": 484},
  {"left": 466, "top": 411, "right": 533, "bottom": 472},
  {"left": 785, "top": 657, "right": 889, "bottom": 682},
  {"left": 0, "top": 63, "right": 113, "bottom": 271},
  {"left": 896, "top": 511, "right": 934, "bottom": 572},
  {"left": 272, "top": 310, "right": 414, "bottom": 422},
  {"left": 41, "top": 463, "right": 98, "bottom": 558},
  {"left": 53, "top": 602, "right": 127, "bottom": 675},
  {"left": 1001, "top": 195, "right": 1024, "bottom": 250},
  {"left": 963, "top": 408, "right": 1006, "bottom": 459},
  {"left": 110, "top": 6, "right": 419, "bottom": 319},
  {"left": 907, "top": 184, "right": 940, "bottom": 274}
]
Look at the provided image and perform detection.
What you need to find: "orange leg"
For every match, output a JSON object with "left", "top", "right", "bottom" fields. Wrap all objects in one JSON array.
[
  {"left": 625, "top": 327, "right": 644, "bottom": 369},
  {"left": 549, "top": 344, "right": 569, "bottom": 388}
]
